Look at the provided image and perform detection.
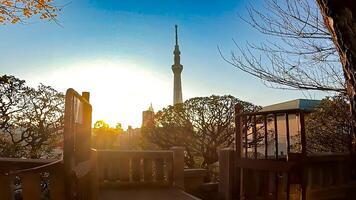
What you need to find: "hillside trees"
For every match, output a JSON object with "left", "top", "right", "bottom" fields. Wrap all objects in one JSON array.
[
  {"left": 143, "top": 95, "right": 261, "bottom": 168},
  {"left": 305, "top": 95, "right": 351, "bottom": 153},
  {"left": 92, "top": 120, "right": 124, "bottom": 149},
  {"left": 0, "top": 75, "right": 64, "bottom": 158}
]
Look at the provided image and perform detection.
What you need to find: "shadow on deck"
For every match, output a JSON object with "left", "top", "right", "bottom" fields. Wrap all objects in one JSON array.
[{"left": 99, "top": 188, "right": 199, "bottom": 200}]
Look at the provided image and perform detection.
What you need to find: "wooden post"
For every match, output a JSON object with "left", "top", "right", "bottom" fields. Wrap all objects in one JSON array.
[
  {"left": 90, "top": 149, "right": 99, "bottom": 200},
  {"left": 264, "top": 115, "right": 268, "bottom": 159},
  {"left": 132, "top": 157, "right": 141, "bottom": 182},
  {"left": 155, "top": 158, "right": 165, "bottom": 181},
  {"left": 235, "top": 104, "right": 244, "bottom": 199},
  {"left": 82, "top": 92, "right": 90, "bottom": 102},
  {"left": 0, "top": 175, "right": 14, "bottom": 200},
  {"left": 144, "top": 159, "right": 153, "bottom": 182},
  {"left": 171, "top": 147, "right": 184, "bottom": 189},
  {"left": 218, "top": 148, "right": 235, "bottom": 200},
  {"left": 300, "top": 112, "right": 307, "bottom": 156},
  {"left": 78, "top": 91, "right": 92, "bottom": 162},
  {"left": 63, "top": 89, "right": 93, "bottom": 199},
  {"left": 21, "top": 173, "right": 41, "bottom": 200},
  {"left": 274, "top": 114, "right": 278, "bottom": 160},
  {"left": 63, "top": 89, "right": 75, "bottom": 200}
]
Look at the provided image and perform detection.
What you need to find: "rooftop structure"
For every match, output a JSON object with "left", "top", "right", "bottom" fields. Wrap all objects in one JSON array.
[{"left": 260, "top": 99, "right": 321, "bottom": 112}]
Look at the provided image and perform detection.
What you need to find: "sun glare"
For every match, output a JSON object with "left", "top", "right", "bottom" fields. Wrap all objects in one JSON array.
[{"left": 24, "top": 58, "right": 172, "bottom": 128}]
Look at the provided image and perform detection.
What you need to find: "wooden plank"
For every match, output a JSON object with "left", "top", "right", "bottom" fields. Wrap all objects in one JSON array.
[
  {"left": 97, "top": 150, "right": 172, "bottom": 159},
  {"left": 235, "top": 104, "right": 243, "bottom": 159},
  {"left": 144, "top": 159, "right": 153, "bottom": 182},
  {"left": 253, "top": 115, "right": 257, "bottom": 159},
  {"left": 99, "top": 188, "right": 201, "bottom": 200},
  {"left": 21, "top": 173, "right": 41, "bottom": 200},
  {"left": 49, "top": 170, "right": 65, "bottom": 200},
  {"left": 132, "top": 157, "right": 141, "bottom": 182},
  {"left": 306, "top": 185, "right": 356, "bottom": 199},
  {"left": 244, "top": 116, "right": 248, "bottom": 158},
  {"left": 264, "top": 115, "right": 268, "bottom": 159},
  {"left": 165, "top": 158, "right": 173, "bottom": 183},
  {"left": 235, "top": 104, "right": 244, "bottom": 200},
  {"left": 236, "top": 158, "right": 296, "bottom": 172},
  {"left": 285, "top": 114, "right": 290, "bottom": 153},
  {"left": 119, "top": 157, "right": 130, "bottom": 182},
  {"left": 155, "top": 158, "right": 164, "bottom": 182},
  {"left": 98, "top": 151, "right": 106, "bottom": 182},
  {"left": 90, "top": 149, "right": 99, "bottom": 200},
  {"left": 0, "top": 175, "right": 14, "bottom": 200},
  {"left": 274, "top": 114, "right": 278, "bottom": 159},
  {"left": 218, "top": 148, "right": 235, "bottom": 200},
  {"left": 108, "top": 154, "right": 119, "bottom": 182},
  {"left": 299, "top": 112, "right": 307, "bottom": 156},
  {"left": 171, "top": 147, "right": 184, "bottom": 189}
]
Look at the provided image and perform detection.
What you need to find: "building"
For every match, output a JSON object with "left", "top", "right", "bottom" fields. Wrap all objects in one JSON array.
[
  {"left": 255, "top": 99, "right": 321, "bottom": 157},
  {"left": 172, "top": 25, "right": 183, "bottom": 105},
  {"left": 142, "top": 104, "right": 154, "bottom": 128}
]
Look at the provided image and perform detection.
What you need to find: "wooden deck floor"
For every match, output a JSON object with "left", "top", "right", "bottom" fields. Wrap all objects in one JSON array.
[{"left": 99, "top": 188, "right": 201, "bottom": 200}]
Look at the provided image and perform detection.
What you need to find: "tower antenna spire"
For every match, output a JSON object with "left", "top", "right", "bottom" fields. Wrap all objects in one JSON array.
[
  {"left": 175, "top": 24, "right": 178, "bottom": 46},
  {"left": 172, "top": 24, "right": 183, "bottom": 105}
]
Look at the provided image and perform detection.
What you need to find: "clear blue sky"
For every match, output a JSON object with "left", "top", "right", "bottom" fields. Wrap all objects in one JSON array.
[{"left": 0, "top": 0, "right": 327, "bottom": 128}]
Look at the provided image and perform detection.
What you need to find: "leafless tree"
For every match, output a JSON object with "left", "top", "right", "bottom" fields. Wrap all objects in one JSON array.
[{"left": 220, "top": 0, "right": 345, "bottom": 93}]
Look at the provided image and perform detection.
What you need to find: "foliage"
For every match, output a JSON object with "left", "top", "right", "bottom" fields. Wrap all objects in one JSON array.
[
  {"left": 0, "top": 0, "right": 60, "bottom": 24},
  {"left": 305, "top": 95, "right": 351, "bottom": 153},
  {"left": 221, "top": 0, "right": 344, "bottom": 92},
  {"left": 0, "top": 75, "right": 64, "bottom": 158},
  {"left": 143, "top": 95, "right": 261, "bottom": 168},
  {"left": 92, "top": 120, "right": 124, "bottom": 150}
]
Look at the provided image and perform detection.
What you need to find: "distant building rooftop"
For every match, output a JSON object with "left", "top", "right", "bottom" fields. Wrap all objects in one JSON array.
[{"left": 260, "top": 99, "right": 321, "bottom": 112}]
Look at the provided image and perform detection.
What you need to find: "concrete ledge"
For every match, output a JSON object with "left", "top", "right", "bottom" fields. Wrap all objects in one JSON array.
[
  {"left": 184, "top": 169, "right": 207, "bottom": 195},
  {"left": 184, "top": 169, "right": 207, "bottom": 178}
]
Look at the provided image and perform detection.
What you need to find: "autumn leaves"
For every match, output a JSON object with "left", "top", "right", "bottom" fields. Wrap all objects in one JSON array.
[{"left": 0, "top": 0, "right": 59, "bottom": 24}]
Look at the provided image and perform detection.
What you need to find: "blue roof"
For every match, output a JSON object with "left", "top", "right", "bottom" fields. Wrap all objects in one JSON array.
[{"left": 260, "top": 99, "right": 321, "bottom": 112}]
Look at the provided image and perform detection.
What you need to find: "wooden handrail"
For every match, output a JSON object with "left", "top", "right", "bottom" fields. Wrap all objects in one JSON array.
[
  {"left": 5, "top": 159, "right": 62, "bottom": 175},
  {"left": 66, "top": 88, "right": 91, "bottom": 106},
  {"left": 0, "top": 157, "right": 58, "bottom": 173}
]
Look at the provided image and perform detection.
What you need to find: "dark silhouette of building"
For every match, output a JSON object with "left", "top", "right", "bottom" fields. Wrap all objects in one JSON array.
[{"left": 142, "top": 103, "right": 154, "bottom": 128}]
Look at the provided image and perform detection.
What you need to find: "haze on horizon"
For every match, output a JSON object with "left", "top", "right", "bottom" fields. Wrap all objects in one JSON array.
[{"left": 0, "top": 0, "right": 328, "bottom": 128}]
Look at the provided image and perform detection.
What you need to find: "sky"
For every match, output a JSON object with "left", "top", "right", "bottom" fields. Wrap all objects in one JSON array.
[{"left": 0, "top": 0, "right": 328, "bottom": 128}]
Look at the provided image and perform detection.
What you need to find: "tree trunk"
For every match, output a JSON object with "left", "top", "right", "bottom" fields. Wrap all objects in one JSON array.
[{"left": 316, "top": 0, "right": 356, "bottom": 150}]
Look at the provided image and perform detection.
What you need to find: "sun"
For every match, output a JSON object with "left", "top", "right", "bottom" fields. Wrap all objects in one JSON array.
[{"left": 25, "top": 58, "right": 172, "bottom": 128}]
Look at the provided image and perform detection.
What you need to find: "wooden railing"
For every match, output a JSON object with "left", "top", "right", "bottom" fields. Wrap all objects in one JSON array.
[
  {"left": 0, "top": 88, "right": 95, "bottom": 200},
  {"left": 97, "top": 147, "right": 184, "bottom": 189},
  {"left": 219, "top": 149, "right": 356, "bottom": 200},
  {"left": 299, "top": 154, "right": 356, "bottom": 199},
  {"left": 218, "top": 104, "right": 356, "bottom": 200},
  {"left": 0, "top": 158, "right": 64, "bottom": 200},
  {"left": 235, "top": 106, "right": 311, "bottom": 160}
]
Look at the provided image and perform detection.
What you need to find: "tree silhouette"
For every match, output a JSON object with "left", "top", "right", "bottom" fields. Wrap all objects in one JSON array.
[
  {"left": 0, "top": 75, "right": 64, "bottom": 158},
  {"left": 144, "top": 95, "right": 260, "bottom": 168},
  {"left": 305, "top": 95, "right": 351, "bottom": 153}
]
